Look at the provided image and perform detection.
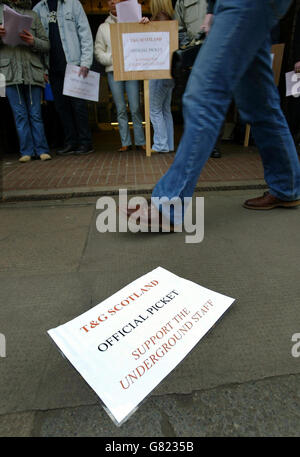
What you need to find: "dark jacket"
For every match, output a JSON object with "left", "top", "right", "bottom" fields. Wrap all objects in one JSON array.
[
  {"left": 293, "top": 8, "right": 300, "bottom": 63},
  {"left": 207, "top": 0, "right": 215, "bottom": 14}
]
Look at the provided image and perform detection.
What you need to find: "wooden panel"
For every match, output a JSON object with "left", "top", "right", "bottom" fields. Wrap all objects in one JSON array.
[
  {"left": 110, "top": 21, "right": 178, "bottom": 81},
  {"left": 143, "top": 80, "right": 151, "bottom": 156}
]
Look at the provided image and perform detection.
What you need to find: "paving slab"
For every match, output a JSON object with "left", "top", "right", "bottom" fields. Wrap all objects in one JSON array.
[
  {"left": 33, "top": 373, "right": 300, "bottom": 437},
  {"left": 0, "top": 205, "right": 94, "bottom": 275},
  {"left": 0, "top": 191, "right": 299, "bottom": 424},
  {"left": 1, "top": 373, "right": 300, "bottom": 437},
  {"left": 0, "top": 411, "right": 36, "bottom": 437}
]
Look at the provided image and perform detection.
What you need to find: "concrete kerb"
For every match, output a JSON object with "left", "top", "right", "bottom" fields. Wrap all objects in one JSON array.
[{"left": 0, "top": 180, "right": 268, "bottom": 203}]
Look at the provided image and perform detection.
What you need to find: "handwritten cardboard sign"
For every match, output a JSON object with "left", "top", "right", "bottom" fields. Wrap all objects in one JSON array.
[
  {"left": 48, "top": 267, "right": 235, "bottom": 426},
  {"left": 110, "top": 21, "right": 178, "bottom": 81}
]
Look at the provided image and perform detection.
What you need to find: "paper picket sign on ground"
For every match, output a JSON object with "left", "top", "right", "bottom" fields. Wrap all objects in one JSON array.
[
  {"left": 2, "top": 5, "right": 33, "bottom": 47},
  {"left": 286, "top": 70, "right": 300, "bottom": 97},
  {"left": 116, "top": 0, "right": 142, "bottom": 23},
  {"left": 48, "top": 267, "right": 235, "bottom": 426},
  {"left": 63, "top": 64, "right": 100, "bottom": 102},
  {"left": 122, "top": 32, "right": 170, "bottom": 71}
]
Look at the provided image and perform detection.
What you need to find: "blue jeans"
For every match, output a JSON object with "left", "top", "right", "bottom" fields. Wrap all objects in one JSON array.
[
  {"left": 150, "top": 79, "right": 174, "bottom": 152},
  {"left": 6, "top": 85, "right": 49, "bottom": 157},
  {"left": 107, "top": 72, "right": 145, "bottom": 147},
  {"left": 152, "top": 0, "right": 300, "bottom": 222}
]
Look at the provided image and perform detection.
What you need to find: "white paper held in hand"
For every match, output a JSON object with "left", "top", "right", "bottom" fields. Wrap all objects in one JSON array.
[
  {"left": 63, "top": 64, "right": 100, "bottom": 102},
  {"left": 47, "top": 267, "right": 235, "bottom": 426},
  {"left": 2, "top": 5, "right": 33, "bottom": 47},
  {"left": 285, "top": 70, "right": 300, "bottom": 98},
  {"left": 116, "top": 0, "right": 142, "bottom": 23}
]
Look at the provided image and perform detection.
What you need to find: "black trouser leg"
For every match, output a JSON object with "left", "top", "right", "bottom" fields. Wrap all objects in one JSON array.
[
  {"left": 50, "top": 72, "right": 78, "bottom": 147},
  {"left": 69, "top": 96, "right": 92, "bottom": 146}
]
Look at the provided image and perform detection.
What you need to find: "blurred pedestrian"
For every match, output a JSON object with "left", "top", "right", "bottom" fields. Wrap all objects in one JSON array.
[
  {"left": 94, "top": 0, "right": 146, "bottom": 152},
  {"left": 0, "top": 0, "right": 51, "bottom": 163},
  {"left": 34, "top": 0, "right": 94, "bottom": 156},
  {"left": 125, "top": 0, "right": 300, "bottom": 229}
]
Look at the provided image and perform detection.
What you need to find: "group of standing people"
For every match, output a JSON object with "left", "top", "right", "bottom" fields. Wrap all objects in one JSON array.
[
  {"left": 0, "top": 0, "right": 94, "bottom": 162},
  {"left": 95, "top": 0, "right": 177, "bottom": 154},
  {"left": 0, "top": 0, "right": 220, "bottom": 162},
  {"left": 95, "top": 0, "right": 146, "bottom": 153},
  {"left": 95, "top": 0, "right": 219, "bottom": 156}
]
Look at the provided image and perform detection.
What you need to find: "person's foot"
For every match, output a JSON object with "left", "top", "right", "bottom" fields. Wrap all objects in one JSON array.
[
  {"left": 243, "top": 191, "right": 300, "bottom": 210},
  {"left": 19, "top": 155, "right": 31, "bottom": 163},
  {"left": 40, "top": 153, "right": 52, "bottom": 161},
  {"left": 135, "top": 145, "right": 146, "bottom": 151},
  {"left": 120, "top": 201, "right": 175, "bottom": 232},
  {"left": 210, "top": 147, "right": 222, "bottom": 158},
  {"left": 57, "top": 145, "right": 77, "bottom": 156},
  {"left": 74, "top": 144, "right": 94, "bottom": 155},
  {"left": 118, "top": 145, "right": 132, "bottom": 152}
]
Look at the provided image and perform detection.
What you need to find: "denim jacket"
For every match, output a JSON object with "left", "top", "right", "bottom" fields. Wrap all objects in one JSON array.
[{"left": 33, "top": 0, "right": 93, "bottom": 69}]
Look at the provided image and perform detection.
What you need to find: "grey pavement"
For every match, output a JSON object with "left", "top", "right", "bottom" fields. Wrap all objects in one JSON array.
[{"left": 0, "top": 190, "right": 300, "bottom": 437}]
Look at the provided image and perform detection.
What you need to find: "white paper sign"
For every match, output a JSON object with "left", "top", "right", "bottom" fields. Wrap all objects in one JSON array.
[
  {"left": 122, "top": 32, "right": 170, "bottom": 71},
  {"left": 2, "top": 5, "right": 33, "bottom": 47},
  {"left": 116, "top": 0, "right": 142, "bottom": 23},
  {"left": 48, "top": 267, "right": 235, "bottom": 426},
  {"left": 286, "top": 71, "right": 300, "bottom": 97},
  {"left": 63, "top": 64, "right": 100, "bottom": 102}
]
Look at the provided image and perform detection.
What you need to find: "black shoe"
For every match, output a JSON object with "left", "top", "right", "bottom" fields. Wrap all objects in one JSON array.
[
  {"left": 210, "top": 147, "right": 222, "bottom": 158},
  {"left": 57, "top": 145, "right": 77, "bottom": 156},
  {"left": 74, "top": 144, "right": 94, "bottom": 155}
]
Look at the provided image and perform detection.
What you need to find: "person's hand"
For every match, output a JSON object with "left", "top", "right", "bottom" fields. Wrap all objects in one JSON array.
[
  {"left": 19, "top": 29, "right": 34, "bottom": 46},
  {"left": 78, "top": 66, "right": 89, "bottom": 78},
  {"left": 44, "top": 74, "right": 49, "bottom": 83},
  {"left": 200, "top": 13, "right": 213, "bottom": 35},
  {"left": 295, "top": 61, "right": 300, "bottom": 73},
  {"left": 0, "top": 26, "right": 6, "bottom": 38},
  {"left": 140, "top": 17, "right": 150, "bottom": 24}
]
